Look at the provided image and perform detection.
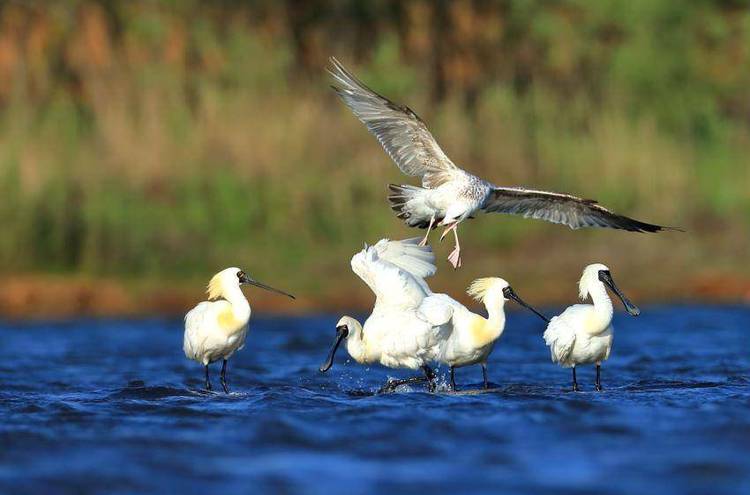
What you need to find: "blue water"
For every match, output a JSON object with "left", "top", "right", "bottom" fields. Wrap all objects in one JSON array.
[{"left": 1, "top": 305, "right": 749, "bottom": 495}]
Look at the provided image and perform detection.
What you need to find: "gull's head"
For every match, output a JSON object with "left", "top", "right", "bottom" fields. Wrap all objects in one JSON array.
[
  {"left": 319, "top": 316, "right": 360, "bottom": 373},
  {"left": 579, "top": 263, "right": 640, "bottom": 316},
  {"left": 207, "top": 267, "right": 295, "bottom": 301}
]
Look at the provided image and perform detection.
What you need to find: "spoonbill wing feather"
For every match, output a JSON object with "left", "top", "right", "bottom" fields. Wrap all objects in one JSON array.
[
  {"left": 328, "top": 57, "right": 459, "bottom": 189},
  {"left": 372, "top": 237, "right": 437, "bottom": 281},
  {"left": 483, "top": 187, "right": 670, "bottom": 233},
  {"left": 416, "top": 294, "right": 455, "bottom": 326},
  {"left": 543, "top": 315, "right": 577, "bottom": 365},
  {"left": 351, "top": 243, "right": 430, "bottom": 310},
  {"left": 184, "top": 302, "right": 211, "bottom": 361}
]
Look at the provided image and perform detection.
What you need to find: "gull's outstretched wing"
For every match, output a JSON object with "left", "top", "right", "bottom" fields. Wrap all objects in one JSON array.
[
  {"left": 482, "top": 187, "right": 674, "bottom": 233},
  {"left": 328, "top": 56, "right": 458, "bottom": 189}
]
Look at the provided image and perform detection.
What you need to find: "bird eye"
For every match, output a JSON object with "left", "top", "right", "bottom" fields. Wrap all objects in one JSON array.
[
  {"left": 336, "top": 324, "right": 349, "bottom": 337},
  {"left": 237, "top": 271, "right": 245, "bottom": 279}
]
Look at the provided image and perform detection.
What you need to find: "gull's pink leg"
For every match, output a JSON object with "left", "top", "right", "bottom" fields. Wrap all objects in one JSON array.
[
  {"left": 447, "top": 225, "right": 461, "bottom": 269},
  {"left": 440, "top": 223, "right": 462, "bottom": 269},
  {"left": 419, "top": 215, "right": 436, "bottom": 247}
]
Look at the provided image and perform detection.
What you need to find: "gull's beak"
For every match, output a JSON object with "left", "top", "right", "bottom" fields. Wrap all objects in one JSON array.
[
  {"left": 598, "top": 270, "right": 640, "bottom": 316},
  {"left": 319, "top": 325, "right": 349, "bottom": 373},
  {"left": 239, "top": 274, "right": 295, "bottom": 299},
  {"left": 503, "top": 286, "right": 550, "bottom": 323}
]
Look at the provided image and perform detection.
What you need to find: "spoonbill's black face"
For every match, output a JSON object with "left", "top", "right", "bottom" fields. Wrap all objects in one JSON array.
[
  {"left": 502, "top": 286, "right": 550, "bottom": 323},
  {"left": 598, "top": 270, "right": 640, "bottom": 316},
  {"left": 236, "top": 270, "right": 295, "bottom": 299},
  {"left": 319, "top": 324, "right": 349, "bottom": 373}
]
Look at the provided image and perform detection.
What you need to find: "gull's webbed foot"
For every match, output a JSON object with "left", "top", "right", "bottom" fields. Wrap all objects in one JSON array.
[{"left": 447, "top": 246, "right": 462, "bottom": 269}]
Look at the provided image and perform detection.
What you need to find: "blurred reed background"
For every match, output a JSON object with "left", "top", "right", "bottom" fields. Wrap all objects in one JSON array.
[{"left": 0, "top": 0, "right": 748, "bottom": 317}]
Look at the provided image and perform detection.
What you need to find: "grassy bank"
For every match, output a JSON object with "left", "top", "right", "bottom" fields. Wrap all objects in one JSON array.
[{"left": 0, "top": 1, "right": 748, "bottom": 314}]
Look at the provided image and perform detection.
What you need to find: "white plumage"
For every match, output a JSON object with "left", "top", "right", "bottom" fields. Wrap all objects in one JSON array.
[
  {"left": 319, "top": 238, "right": 445, "bottom": 392},
  {"left": 319, "top": 241, "right": 549, "bottom": 393},
  {"left": 417, "top": 278, "right": 548, "bottom": 390},
  {"left": 184, "top": 299, "right": 250, "bottom": 365},
  {"left": 543, "top": 263, "right": 640, "bottom": 391},
  {"left": 184, "top": 267, "right": 294, "bottom": 393}
]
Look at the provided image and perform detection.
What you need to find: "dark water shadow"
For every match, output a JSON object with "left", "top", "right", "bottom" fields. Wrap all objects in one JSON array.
[
  {"left": 108, "top": 381, "right": 201, "bottom": 400},
  {"left": 622, "top": 379, "right": 728, "bottom": 392}
]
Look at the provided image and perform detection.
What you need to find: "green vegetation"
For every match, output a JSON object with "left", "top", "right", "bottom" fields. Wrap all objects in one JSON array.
[{"left": 0, "top": 1, "right": 747, "bottom": 301}]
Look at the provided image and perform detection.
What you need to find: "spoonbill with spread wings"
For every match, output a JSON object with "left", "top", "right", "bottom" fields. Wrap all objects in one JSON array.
[{"left": 319, "top": 238, "right": 444, "bottom": 393}]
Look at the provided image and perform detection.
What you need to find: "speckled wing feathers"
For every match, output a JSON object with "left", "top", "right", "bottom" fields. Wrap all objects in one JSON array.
[
  {"left": 328, "top": 57, "right": 458, "bottom": 189},
  {"left": 482, "top": 187, "right": 669, "bottom": 232}
]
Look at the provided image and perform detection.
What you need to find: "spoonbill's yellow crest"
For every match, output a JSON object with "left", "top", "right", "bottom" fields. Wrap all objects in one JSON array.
[
  {"left": 543, "top": 263, "right": 639, "bottom": 392},
  {"left": 328, "top": 56, "right": 674, "bottom": 269},
  {"left": 416, "top": 278, "right": 548, "bottom": 390},
  {"left": 319, "top": 238, "right": 444, "bottom": 393},
  {"left": 184, "top": 267, "right": 294, "bottom": 393}
]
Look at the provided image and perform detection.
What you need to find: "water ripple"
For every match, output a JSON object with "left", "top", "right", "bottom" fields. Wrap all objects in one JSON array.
[{"left": 0, "top": 306, "right": 748, "bottom": 494}]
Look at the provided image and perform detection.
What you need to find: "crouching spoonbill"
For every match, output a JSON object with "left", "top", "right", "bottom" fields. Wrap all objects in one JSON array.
[
  {"left": 417, "top": 278, "right": 549, "bottom": 391},
  {"left": 328, "top": 56, "right": 674, "bottom": 269},
  {"left": 184, "top": 267, "right": 294, "bottom": 392},
  {"left": 319, "top": 238, "right": 444, "bottom": 393},
  {"left": 543, "top": 263, "right": 639, "bottom": 392}
]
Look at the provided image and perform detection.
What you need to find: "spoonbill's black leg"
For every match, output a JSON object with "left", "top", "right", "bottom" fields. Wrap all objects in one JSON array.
[
  {"left": 204, "top": 365, "right": 212, "bottom": 391},
  {"left": 422, "top": 365, "right": 437, "bottom": 392},
  {"left": 481, "top": 363, "right": 489, "bottom": 389},
  {"left": 450, "top": 366, "right": 457, "bottom": 391},
  {"left": 377, "top": 365, "right": 438, "bottom": 394},
  {"left": 572, "top": 367, "right": 579, "bottom": 392},
  {"left": 595, "top": 364, "right": 602, "bottom": 392},
  {"left": 378, "top": 375, "right": 427, "bottom": 394},
  {"left": 220, "top": 359, "right": 229, "bottom": 393}
]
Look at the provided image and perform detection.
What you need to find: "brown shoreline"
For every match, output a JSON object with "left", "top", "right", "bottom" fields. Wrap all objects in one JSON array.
[{"left": 0, "top": 274, "right": 747, "bottom": 320}]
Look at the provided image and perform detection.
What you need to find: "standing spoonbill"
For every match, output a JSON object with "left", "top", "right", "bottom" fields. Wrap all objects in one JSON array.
[
  {"left": 328, "top": 56, "right": 673, "bottom": 269},
  {"left": 417, "top": 278, "right": 549, "bottom": 391},
  {"left": 543, "top": 263, "right": 639, "bottom": 392},
  {"left": 184, "top": 267, "right": 294, "bottom": 392},
  {"left": 319, "top": 238, "right": 445, "bottom": 393}
]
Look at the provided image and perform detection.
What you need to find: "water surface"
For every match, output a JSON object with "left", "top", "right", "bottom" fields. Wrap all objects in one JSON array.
[{"left": 1, "top": 305, "right": 748, "bottom": 494}]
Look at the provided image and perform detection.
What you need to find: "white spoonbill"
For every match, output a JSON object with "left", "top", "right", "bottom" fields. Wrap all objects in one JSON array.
[
  {"left": 543, "top": 263, "right": 640, "bottom": 392},
  {"left": 417, "top": 278, "right": 549, "bottom": 390},
  {"left": 319, "top": 238, "right": 445, "bottom": 393},
  {"left": 184, "top": 267, "right": 294, "bottom": 392},
  {"left": 328, "top": 57, "right": 673, "bottom": 269}
]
